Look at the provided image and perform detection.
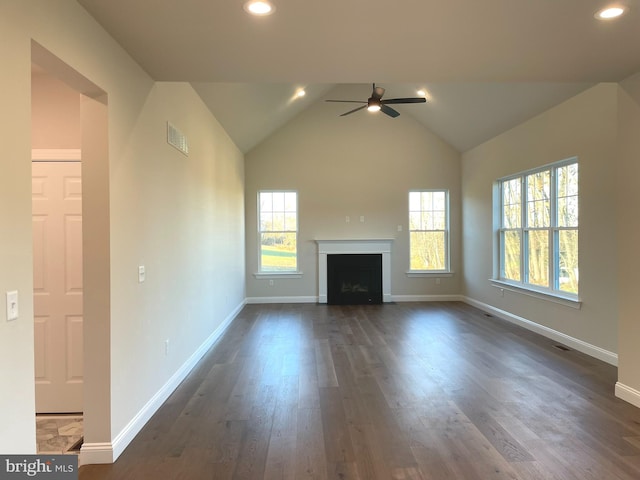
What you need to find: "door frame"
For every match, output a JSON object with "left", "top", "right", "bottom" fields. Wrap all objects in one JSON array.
[{"left": 32, "top": 41, "right": 113, "bottom": 465}]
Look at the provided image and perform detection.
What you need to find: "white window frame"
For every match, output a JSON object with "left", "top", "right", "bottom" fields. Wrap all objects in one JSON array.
[
  {"left": 407, "top": 189, "right": 452, "bottom": 275},
  {"left": 255, "top": 190, "right": 301, "bottom": 278},
  {"left": 493, "top": 158, "right": 579, "bottom": 306}
]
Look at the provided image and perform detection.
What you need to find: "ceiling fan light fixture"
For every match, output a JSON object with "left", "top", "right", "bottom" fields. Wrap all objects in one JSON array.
[
  {"left": 367, "top": 98, "right": 381, "bottom": 112},
  {"left": 595, "top": 5, "right": 626, "bottom": 19},
  {"left": 243, "top": 0, "right": 275, "bottom": 16}
]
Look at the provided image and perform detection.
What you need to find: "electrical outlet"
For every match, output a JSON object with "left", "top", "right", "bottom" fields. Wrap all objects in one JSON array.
[
  {"left": 359, "top": 216, "right": 365, "bottom": 223},
  {"left": 435, "top": 278, "right": 441, "bottom": 285},
  {"left": 269, "top": 279, "right": 275, "bottom": 286}
]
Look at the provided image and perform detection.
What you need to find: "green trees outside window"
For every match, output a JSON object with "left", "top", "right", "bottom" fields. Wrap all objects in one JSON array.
[
  {"left": 259, "top": 191, "right": 297, "bottom": 272},
  {"left": 499, "top": 160, "right": 578, "bottom": 295},
  {"left": 409, "top": 190, "right": 449, "bottom": 271}
]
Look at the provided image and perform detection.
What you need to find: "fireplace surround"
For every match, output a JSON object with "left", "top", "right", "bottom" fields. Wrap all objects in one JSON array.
[{"left": 316, "top": 239, "right": 393, "bottom": 304}]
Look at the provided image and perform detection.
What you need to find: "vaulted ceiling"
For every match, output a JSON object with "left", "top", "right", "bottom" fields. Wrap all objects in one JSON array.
[{"left": 77, "top": 0, "right": 640, "bottom": 153}]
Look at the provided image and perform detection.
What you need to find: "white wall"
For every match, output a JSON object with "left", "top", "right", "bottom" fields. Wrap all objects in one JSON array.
[
  {"left": 0, "top": 0, "right": 245, "bottom": 458},
  {"left": 245, "top": 85, "right": 461, "bottom": 302},
  {"left": 461, "top": 84, "right": 619, "bottom": 357}
]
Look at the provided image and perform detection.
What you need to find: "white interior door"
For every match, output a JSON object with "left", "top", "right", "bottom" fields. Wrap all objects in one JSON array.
[{"left": 32, "top": 161, "right": 83, "bottom": 413}]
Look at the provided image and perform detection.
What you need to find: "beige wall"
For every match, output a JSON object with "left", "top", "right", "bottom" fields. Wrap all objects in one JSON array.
[
  {"left": 32, "top": 72, "right": 81, "bottom": 149},
  {"left": 461, "top": 84, "right": 619, "bottom": 355},
  {"left": 0, "top": 1, "right": 40, "bottom": 454},
  {"left": 0, "top": 0, "right": 245, "bottom": 456},
  {"left": 109, "top": 81, "right": 246, "bottom": 435},
  {"left": 617, "top": 79, "right": 640, "bottom": 398},
  {"left": 245, "top": 89, "right": 462, "bottom": 301}
]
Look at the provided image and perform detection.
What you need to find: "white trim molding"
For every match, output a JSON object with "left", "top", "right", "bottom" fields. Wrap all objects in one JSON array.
[
  {"left": 253, "top": 272, "right": 303, "bottom": 279},
  {"left": 80, "top": 300, "right": 245, "bottom": 465},
  {"left": 406, "top": 271, "right": 455, "bottom": 278},
  {"left": 315, "top": 239, "right": 393, "bottom": 304},
  {"left": 615, "top": 382, "right": 640, "bottom": 409},
  {"left": 490, "top": 279, "right": 581, "bottom": 309},
  {"left": 246, "top": 296, "right": 317, "bottom": 304},
  {"left": 32, "top": 148, "right": 81, "bottom": 161},
  {"left": 462, "top": 296, "right": 618, "bottom": 366},
  {"left": 78, "top": 442, "right": 113, "bottom": 466},
  {"left": 393, "top": 294, "right": 463, "bottom": 303},
  {"left": 245, "top": 294, "right": 466, "bottom": 304}
]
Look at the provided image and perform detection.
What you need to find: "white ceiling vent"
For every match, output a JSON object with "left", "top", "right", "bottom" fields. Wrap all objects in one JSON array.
[{"left": 167, "top": 121, "right": 189, "bottom": 156}]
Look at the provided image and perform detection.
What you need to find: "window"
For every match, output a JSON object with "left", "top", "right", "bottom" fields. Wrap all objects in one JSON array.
[
  {"left": 498, "top": 159, "right": 578, "bottom": 296},
  {"left": 409, "top": 190, "right": 449, "bottom": 271},
  {"left": 258, "top": 191, "right": 298, "bottom": 272}
]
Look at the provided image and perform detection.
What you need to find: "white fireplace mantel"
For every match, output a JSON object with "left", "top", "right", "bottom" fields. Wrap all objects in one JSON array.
[{"left": 315, "top": 239, "right": 393, "bottom": 303}]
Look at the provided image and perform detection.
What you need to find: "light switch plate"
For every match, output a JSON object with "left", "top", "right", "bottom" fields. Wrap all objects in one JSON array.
[
  {"left": 6, "top": 291, "right": 18, "bottom": 321},
  {"left": 138, "top": 265, "right": 146, "bottom": 283}
]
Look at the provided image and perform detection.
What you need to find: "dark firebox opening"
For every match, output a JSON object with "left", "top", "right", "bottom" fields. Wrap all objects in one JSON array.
[{"left": 327, "top": 254, "right": 382, "bottom": 305}]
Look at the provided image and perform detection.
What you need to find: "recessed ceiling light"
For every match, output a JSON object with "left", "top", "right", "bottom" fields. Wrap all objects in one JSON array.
[
  {"left": 243, "top": 0, "right": 275, "bottom": 16},
  {"left": 417, "top": 90, "right": 426, "bottom": 97},
  {"left": 296, "top": 89, "right": 306, "bottom": 98},
  {"left": 595, "top": 5, "right": 626, "bottom": 19}
]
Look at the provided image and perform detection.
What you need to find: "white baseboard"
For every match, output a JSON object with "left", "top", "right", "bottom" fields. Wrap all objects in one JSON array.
[
  {"left": 78, "top": 442, "right": 113, "bottom": 466},
  {"left": 393, "top": 294, "right": 464, "bottom": 303},
  {"left": 462, "top": 296, "right": 618, "bottom": 366},
  {"left": 246, "top": 296, "right": 318, "bottom": 304},
  {"left": 80, "top": 300, "right": 245, "bottom": 465},
  {"left": 615, "top": 382, "right": 640, "bottom": 408},
  {"left": 246, "top": 295, "right": 465, "bottom": 304}
]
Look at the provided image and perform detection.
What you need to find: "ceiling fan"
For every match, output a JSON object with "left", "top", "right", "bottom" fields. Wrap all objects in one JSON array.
[{"left": 325, "top": 83, "right": 426, "bottom": 118}]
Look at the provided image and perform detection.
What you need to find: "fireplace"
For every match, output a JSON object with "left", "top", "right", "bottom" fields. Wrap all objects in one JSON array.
[
  {"left": 327, "top": 254, "right": 382, "bottom": 305},
  {"left": 315, "top": 239, "right": 393, "bottom": 304}
]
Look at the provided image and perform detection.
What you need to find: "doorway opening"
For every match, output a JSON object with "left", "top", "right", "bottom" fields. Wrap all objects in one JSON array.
[
  {"left": 32, "top": 64, "right": 84, "bottom": 453},
  {"left": 32, "top": 40, "right": 111, "bottom": 462}
]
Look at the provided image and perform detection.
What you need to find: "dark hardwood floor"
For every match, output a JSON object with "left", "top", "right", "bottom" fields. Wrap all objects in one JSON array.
[{"left": 80, "top": 302, "right": 640, "bottom": 479}]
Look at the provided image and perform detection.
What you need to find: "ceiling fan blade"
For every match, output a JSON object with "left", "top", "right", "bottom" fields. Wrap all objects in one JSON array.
[
  {"left": 341, "top": 105, "right": 367, "bottom": 116},
  {"left": 381, "top": 97, "right": 426, "bottom": 105},
  {"left": 326, "top": 99, "right": 367, "bottom": 104},
  {"left": 380, "top": 104, "right": 400, "bottom": 118}
]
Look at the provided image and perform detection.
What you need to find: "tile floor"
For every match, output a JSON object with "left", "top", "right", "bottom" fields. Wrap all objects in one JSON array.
[{"left": 36, "top": 414, "right": 83, "bottom": 455}]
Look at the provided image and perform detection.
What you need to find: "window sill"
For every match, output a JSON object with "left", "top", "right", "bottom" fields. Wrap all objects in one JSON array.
[
  {"left": 490, "top": 279, "right": 581, "bottom": 309},
  {"left": 253, "top": 272, "right": 303, "bottom": 279},
  {"left": 406, "top": 271, "right": 454, "bottom": 278}
]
